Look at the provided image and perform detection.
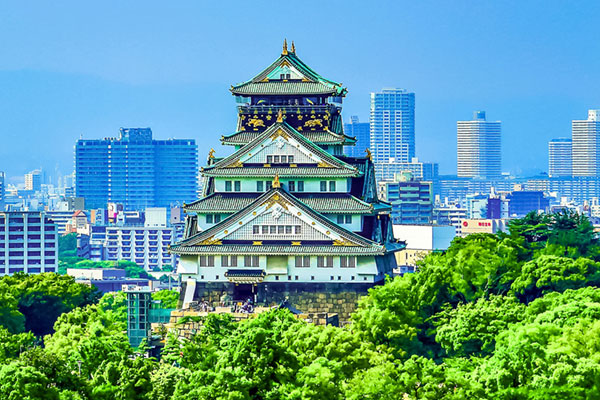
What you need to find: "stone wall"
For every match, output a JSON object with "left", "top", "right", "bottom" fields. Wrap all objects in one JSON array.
[{"left": 180, "top": 281, "right": 377, "bottom": 322}]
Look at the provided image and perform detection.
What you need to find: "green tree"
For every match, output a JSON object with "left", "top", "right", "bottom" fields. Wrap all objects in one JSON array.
[
  {"left": 0, "top": 361, "right": 60, "bottom": 400},
  {"left": 433, "top": 295, "right": 525, "bottom": 357},
  {"left": 152, "top": 290, "right": 179, "bottom": 309}
]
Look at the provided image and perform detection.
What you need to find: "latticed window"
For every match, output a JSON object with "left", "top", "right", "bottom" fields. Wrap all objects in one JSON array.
[
  {"left": 295, "top": 256, "right": 310, "bottom": 268},
  {"left": 199, "top": 255, "right": 215, "bottom": 267},
  {"left": 341, "top": 256, "right": 356, "bottom": 268},
  {"left": 244, "top": 255, "right": 259, "bottom": 267},
  {"left": 317, "top": 256, "right": 333, "bottom": 268},
  {"left": 222, "top": 255, "right": 237, "bottom": 267}
]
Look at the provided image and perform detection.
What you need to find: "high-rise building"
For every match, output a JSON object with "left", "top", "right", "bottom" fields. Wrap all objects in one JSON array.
[
  {"left": 572, "top": 110, "right": 600, "bottom": 177},
  {"left": 548, "top": 138, "right": 572, "bottom": 177},
  {"left": 344, "top": 116, "right": 370, "bottom": 157},
  {"left": 0, "top": 172, "right": 4, "bottom": 211},
  {"left": 457, "top": 111, "right": 501, "bottom": 179},
  {"left": 378, "top": 175, "right": 433, "bottom": 225},
  {"left": 24, "top": 170, "right": 42, "bottom": 192},
  {"left": 171, "top": 41, "right": 403, "bottom": 321},
  {"left": 375, "top": 157, "right": 439, "bottom": 182},
  {"left": 370, "top": 88, "right": 415, "bottom": 164},
  {"left": 0, "top": 211, "right": 58, "bottom": 275},
  {"left": 75, "top": 128, "right": 198, "bottom": 210}
]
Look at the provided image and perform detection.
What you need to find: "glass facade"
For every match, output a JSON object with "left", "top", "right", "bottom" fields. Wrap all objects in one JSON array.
[{"left": 75, "top": 128, "right": 198, "bottom": 210}]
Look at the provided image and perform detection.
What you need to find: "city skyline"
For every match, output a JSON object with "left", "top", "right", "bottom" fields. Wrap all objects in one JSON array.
[{"left": 1, "top": 1, "right": 600, "bottom": 180}]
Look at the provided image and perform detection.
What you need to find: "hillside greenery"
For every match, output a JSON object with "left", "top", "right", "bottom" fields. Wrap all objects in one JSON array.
[{"left": 2, "top": 210, "right": 600, "bottom": 399}]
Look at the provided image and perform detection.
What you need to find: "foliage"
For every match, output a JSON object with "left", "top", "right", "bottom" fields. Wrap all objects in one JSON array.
[
  {"left": 152, "top": 290, "right": 179, "bottom": 309},
  {"left": 58, "top": 233, "right": 78, "bottom": 258}
]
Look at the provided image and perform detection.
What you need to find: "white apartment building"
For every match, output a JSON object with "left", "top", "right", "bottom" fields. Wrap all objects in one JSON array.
[
  {"left": 0, "top": 211, "right": 58, "bottom": 275},
  {"left": 548, "top": 138, "right": 572, "bottom": 177},
  {"left": 572, "top": 110, "right": 600, "bottom": 177},
  {"left": 457, "top": 111, "right": 501, "bottom": 179}
]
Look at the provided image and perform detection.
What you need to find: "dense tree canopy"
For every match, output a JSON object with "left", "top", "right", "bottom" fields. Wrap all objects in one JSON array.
[{"left": 1, "top": 211, "right": 600, "bottom": 398}]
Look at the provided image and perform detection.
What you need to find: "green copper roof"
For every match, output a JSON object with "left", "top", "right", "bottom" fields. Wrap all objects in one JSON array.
[
  {"left": 231, "top": 49, "right": 347, "bottom": 97},
  {"left": 185, "top": 193, "right": 375, "bottom": 214},
  {"left": 202, "top": 167, "right": 359, "bottom": 178},
  {"left": 222, "top": 130, "right": 356, "bottom": 146},
  {"left": 170, "top": 244, "right": 386, "bottom": 256}
]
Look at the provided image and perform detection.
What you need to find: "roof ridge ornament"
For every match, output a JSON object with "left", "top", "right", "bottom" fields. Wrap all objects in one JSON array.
[
  {"left": 276, "top": 109, "right": 284, "bottom": 123},
  {"left": 273, "top": 174, "right": 281, "bottom": 188},
  {"left": 291, "top": 40, "right": 296, "bottom": 54},
  {"left": 282, "top": 39, "right": 288, "bottom": 55}
]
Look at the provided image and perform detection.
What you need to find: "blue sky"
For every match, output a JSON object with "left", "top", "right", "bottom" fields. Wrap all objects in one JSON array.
[{"left": 1, "top": 1, "right": 599, "bottom": 181}]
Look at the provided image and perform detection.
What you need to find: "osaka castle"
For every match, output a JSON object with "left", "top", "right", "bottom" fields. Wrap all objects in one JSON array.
[{"left": 171, "top": 40, "right": 404, "bottom": 318}]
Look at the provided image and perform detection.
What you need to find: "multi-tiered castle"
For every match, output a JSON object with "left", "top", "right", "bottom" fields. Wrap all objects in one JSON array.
[{"left": 171, "top": 41, "right": 403, "bottom": 318}]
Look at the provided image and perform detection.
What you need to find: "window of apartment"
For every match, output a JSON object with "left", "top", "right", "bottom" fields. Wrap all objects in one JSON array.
[
  {"left": 222, "top": 255, "right": 237, "bottom": 267},
  {"left": 320, "top": 181, "right": 327, "bottom": 192},
  {"left": 234, "top": 181, "right": 241, "bottom": 192},
  {"left": 199, "top": 255, "right": 215, "bottom": 267},
  {"left": 295, "top": 256, "right": 310, "bottom": 268},
  {"left": 244, "top": 255, "right": 259, "bottom": 267},
  {"left": 225, "top": 181, "right": 232, "bottom": 191},
  {"left": 317, "top": 256, "right": 333, "bottom": 268},
  {"left": 257, "top": 181, "right": 264, "bottom": 192},
  {"left": 341, "top": 256, "right": 356, "bottom": 268}
]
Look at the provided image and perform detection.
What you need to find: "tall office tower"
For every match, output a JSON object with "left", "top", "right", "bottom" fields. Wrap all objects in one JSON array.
[
  {"left": 370, "top": 88, "right": 415, "bottom": 164},
  {"left": 344, "top": 116, "right": 370, "bottom": 157},
  {"left": 457, "top": 111, "right": 501, "bottom": 179},
  {"left": 75, "top": 128, "right": 198, "bottom": 210},
  {"left": 572, "top": 110, "right": 600, "bottom": 177},
  {"left": 0, "top": 172, "right": 4, "bottom": 211},
  {"left": 548, "top": 138, "right": 572, "bottom": 177},
  {"left": 24, "top": 169, "right": 42, "bottom": 191}
]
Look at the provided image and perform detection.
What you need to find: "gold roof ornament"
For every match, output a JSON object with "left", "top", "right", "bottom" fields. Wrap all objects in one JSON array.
[
  {"left": 273, "top": 174, "right": 281, "bottom": 188},
  {"left": 208, "top": 148, "right": 215, "bottom": 159},
  {"left": 282, "top": 38, "right": 288, "bottom": 55},
  {"left": 291, "top": 40, "right": 296, "bottom": 54},
  {"left": 365, "top": 148, "right": 373, "bottom": 161},
  {"left": 276, "top": 109, "right": 284, "bottom": 123}
]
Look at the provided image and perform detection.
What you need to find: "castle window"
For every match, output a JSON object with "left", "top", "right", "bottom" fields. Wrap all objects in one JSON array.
[
  {"left": 317, "top": 256, "right": 333, "bottom": 268},
  {"left": 295, "top": 256, "right": 310, "bottom": 268},
  {"left": 320, "top": 181, "right": 327, "bottom": 192},
  {"left": 257, "top": 181, "right": 264, "bottom": 192},
  {"left": 288, "top": 181, "right": 295, "bottom": 192},
  {"left": 253, "top": 226, "right": 259, "bottom": 234},
  {"left": 341, "top": 256, "right": 356, "bottom": 268},
  {"left": 225, "top": 181, "right": 232, "bottom": 191},
  {"left": 329, "top": 181, "right": 336, "bottom": 191},
  {"left": 206, "top": 215, "right": 213, "bottom": 224},
  {"left": 244, "top": 255, "right": 259, "bottom": 267},
  {"left": 199, "top": 255, "right": 214, "bottom": 267},
  {"left": 234, "top": 181, "right": 241, "bottom": 192},
  {"left": 297, "top": 181, "right": 304, "bottom": 192},
  {"left": 267, "top": 155, "right": 273, "bottom": 163},
  {"left": 222, "top": 255, "right": 237, "bottom": 267}
]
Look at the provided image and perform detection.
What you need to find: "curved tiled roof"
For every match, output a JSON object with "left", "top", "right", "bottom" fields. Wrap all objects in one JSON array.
[
  {"left": 185, "top": 193, "right": 375, "bottom": 214},
  {"left": 222, "top": 130, "right": 355, "bottom": 146},
  {"left": 232, "top": 81, "right": 339, "bottom": 96},
  {"left": 171, "top": 244, "right": 386, "bottom": 256},
  {"left": 202, "top": 167, "right": 359, "bottom": 178}
]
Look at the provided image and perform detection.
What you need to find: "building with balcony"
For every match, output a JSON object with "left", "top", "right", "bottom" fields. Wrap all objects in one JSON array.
[{"left": 0, "top": 211, "right": 58, "bottom": 275}]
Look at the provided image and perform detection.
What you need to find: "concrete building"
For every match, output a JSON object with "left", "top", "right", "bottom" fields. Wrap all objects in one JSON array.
[
  {"left": 370, "top": 88, "right": 415, "bottom": 164},
  {"left": 374, "top": 157, "right": 438, "bottom": 182},
  {"left": 432, "top": 204, "right": 467, "bottom": 234},
  {"left": 460, "top": 219, "right": 507, "bottom": 236},
  {"left": 457, "top": 111, "right": 501, "bottom": 179},
  {"left": 344, "top": 116, "right": 370, "bottom": 157},
  {"left": 24, "top": 170, "right": 42, "bottom": 192},
  {"left": 393, "top": 224, "right": 455, "bottom": 273},
  {"left": 75, "top": 128, "right": 198, "bottom": 210},
  {"left": 379, "top": 174, "right": 433, "bottom": 225},
  {"left": 466, "top": 193, "right": 489, "bottom": 219},
  {"left": 67, "top": 268, "right": 149, "bottom": 293},
  {"left": 548, "top": 138, "right": 572, "bottom": 177},
  {"left": 0, "top": 211, "right": 58, "bottom": 275},
  {"left": 0, "top": 172, "right": 5, "bottom": 211},
  {"left": 507, "top": 190, "right": 549, "bottom": 218},
  {"left": 572, "top": 110, "right": 600, "bottom": 177},
  {"left": 89, "top": 224, "right": 175, "bottom": 271}
]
